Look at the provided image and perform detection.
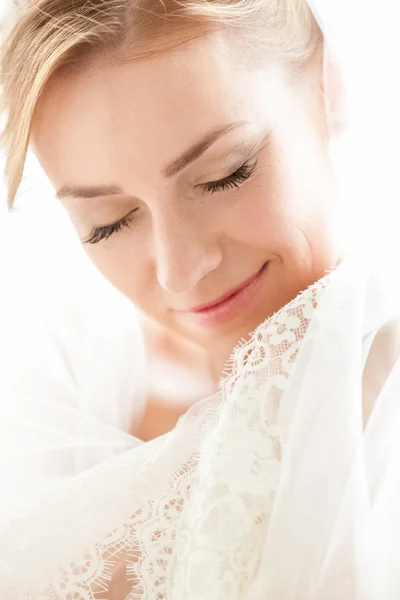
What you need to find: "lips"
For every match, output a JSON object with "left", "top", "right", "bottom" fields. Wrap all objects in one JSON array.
[
  {"left": 175, "top": 262, "right": 269, "bottom": 328},
  {"left": 190, "top": 264, "right": 267, "bottom": 313}
]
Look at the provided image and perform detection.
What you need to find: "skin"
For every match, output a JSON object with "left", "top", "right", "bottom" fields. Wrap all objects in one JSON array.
[{"left": 31, "top": 31, "right": 343, "bottom": 435}]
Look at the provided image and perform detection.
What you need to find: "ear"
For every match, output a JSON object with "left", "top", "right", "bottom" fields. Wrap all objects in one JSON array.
[{"left": 320, "top": 55, "right": 345, "bottom": 136}]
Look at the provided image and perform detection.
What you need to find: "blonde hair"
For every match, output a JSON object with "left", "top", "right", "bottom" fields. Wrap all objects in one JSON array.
[{"left": 0, "top": 0, "right": 321, "bottom": 208}]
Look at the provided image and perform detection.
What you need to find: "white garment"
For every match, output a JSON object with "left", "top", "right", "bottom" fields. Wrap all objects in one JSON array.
[
  {"left": 0, "top": 205, "right": 146, "bottom": 506},
  {"left": 2, "top": 254, "right": 400, "bottom": 599},
  {"left": 1, "top": 1, "right": 400, "bottom": 596}
]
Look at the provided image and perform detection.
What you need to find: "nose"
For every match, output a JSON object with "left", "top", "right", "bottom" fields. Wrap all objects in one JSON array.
[{"left": 154, "top": 211, "right": 222, "bottom": 294}]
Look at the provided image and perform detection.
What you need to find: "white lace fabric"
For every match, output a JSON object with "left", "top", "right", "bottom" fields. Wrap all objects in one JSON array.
[
  {"left": 0, "top": 270, "right": 327, "bottom": 599},
  {"left": 2, "top": 257, "right": 400, "bottom": 599}
]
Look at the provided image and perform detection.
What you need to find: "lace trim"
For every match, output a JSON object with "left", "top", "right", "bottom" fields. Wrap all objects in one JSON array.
[{"left": 1, "top": 274, "right": 332, "bottom": 599}]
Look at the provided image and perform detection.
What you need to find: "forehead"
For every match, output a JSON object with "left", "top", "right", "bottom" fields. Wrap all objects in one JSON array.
[{"left": 31, "top": 32, "right": 285, "bottom": 188}]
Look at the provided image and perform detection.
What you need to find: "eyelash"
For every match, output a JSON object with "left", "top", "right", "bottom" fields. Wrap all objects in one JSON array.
[
  {"left": 84, "top": 160, "right": 257, "bottom": 244},
  {"left": 201, "top": 160, "right": 258, "bottom": 194},
  {"left": 84, "top": 209, "right": 137, "bottom": 245}
]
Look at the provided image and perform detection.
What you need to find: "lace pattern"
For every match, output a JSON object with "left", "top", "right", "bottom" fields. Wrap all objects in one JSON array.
[
  {"left": 0, "top": 276, "right": 330, "bottom": 600},
  {"left": 171, "top": 280, "right": 328, "bottom": 599}
]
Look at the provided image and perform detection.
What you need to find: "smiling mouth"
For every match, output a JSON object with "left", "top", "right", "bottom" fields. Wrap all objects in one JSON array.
[{"left": 175, "top": 262, "right": 269, "bottom": 328}]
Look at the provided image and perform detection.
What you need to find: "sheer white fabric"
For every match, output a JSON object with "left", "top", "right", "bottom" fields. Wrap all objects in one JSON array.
[
  {"left": 2, "top": 254, "right": 400, "bottom": 599},
  {"left": 0, "top": 205, "right": 146, "bottom": 521},
  {"left": 2, "top": 0, "right": 400, "bottom": 597}
]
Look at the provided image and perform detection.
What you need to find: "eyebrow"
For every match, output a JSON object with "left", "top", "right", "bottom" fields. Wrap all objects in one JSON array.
[
  {"left": 163, "top": 121, "right": 246, "bottom": 178},
  {"left": 57, "top": 184, "right": 123, "bottom": 200},
  {"left": 56, "top": 121, "right": 246, "bottom": 200}
]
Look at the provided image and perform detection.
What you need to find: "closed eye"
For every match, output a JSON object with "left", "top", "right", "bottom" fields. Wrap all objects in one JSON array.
[
  {"left": 83, "top": 208, "right": 138, "bottom": 244},
  {"left": 82, "top": 160, "right": 257, "bottom": 244},
  {"left": 199, "top": 160, "right": 258, "bottom": 194}
]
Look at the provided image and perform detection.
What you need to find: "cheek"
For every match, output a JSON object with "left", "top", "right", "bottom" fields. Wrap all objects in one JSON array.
[
  {"left": 83, "top": 241, "right": 158, "bottom": 313},
  {"left": 221, "top": 165, "right": 292, "bottom": 250},
  {"left": 223, "top": 156, "right": 332, "bottom": 261}
]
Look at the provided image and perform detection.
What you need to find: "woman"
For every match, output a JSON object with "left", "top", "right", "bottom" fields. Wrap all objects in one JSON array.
[
  {"left": 1, "top": 0, "right": 400, "bottom": 598},
  {"left": 2, "top": 0, "right": 343, "bottom": 439}
]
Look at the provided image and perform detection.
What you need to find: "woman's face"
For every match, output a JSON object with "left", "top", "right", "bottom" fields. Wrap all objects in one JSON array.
[{"left": 32, "top": 32, "right": 341, "bottom": 359}]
